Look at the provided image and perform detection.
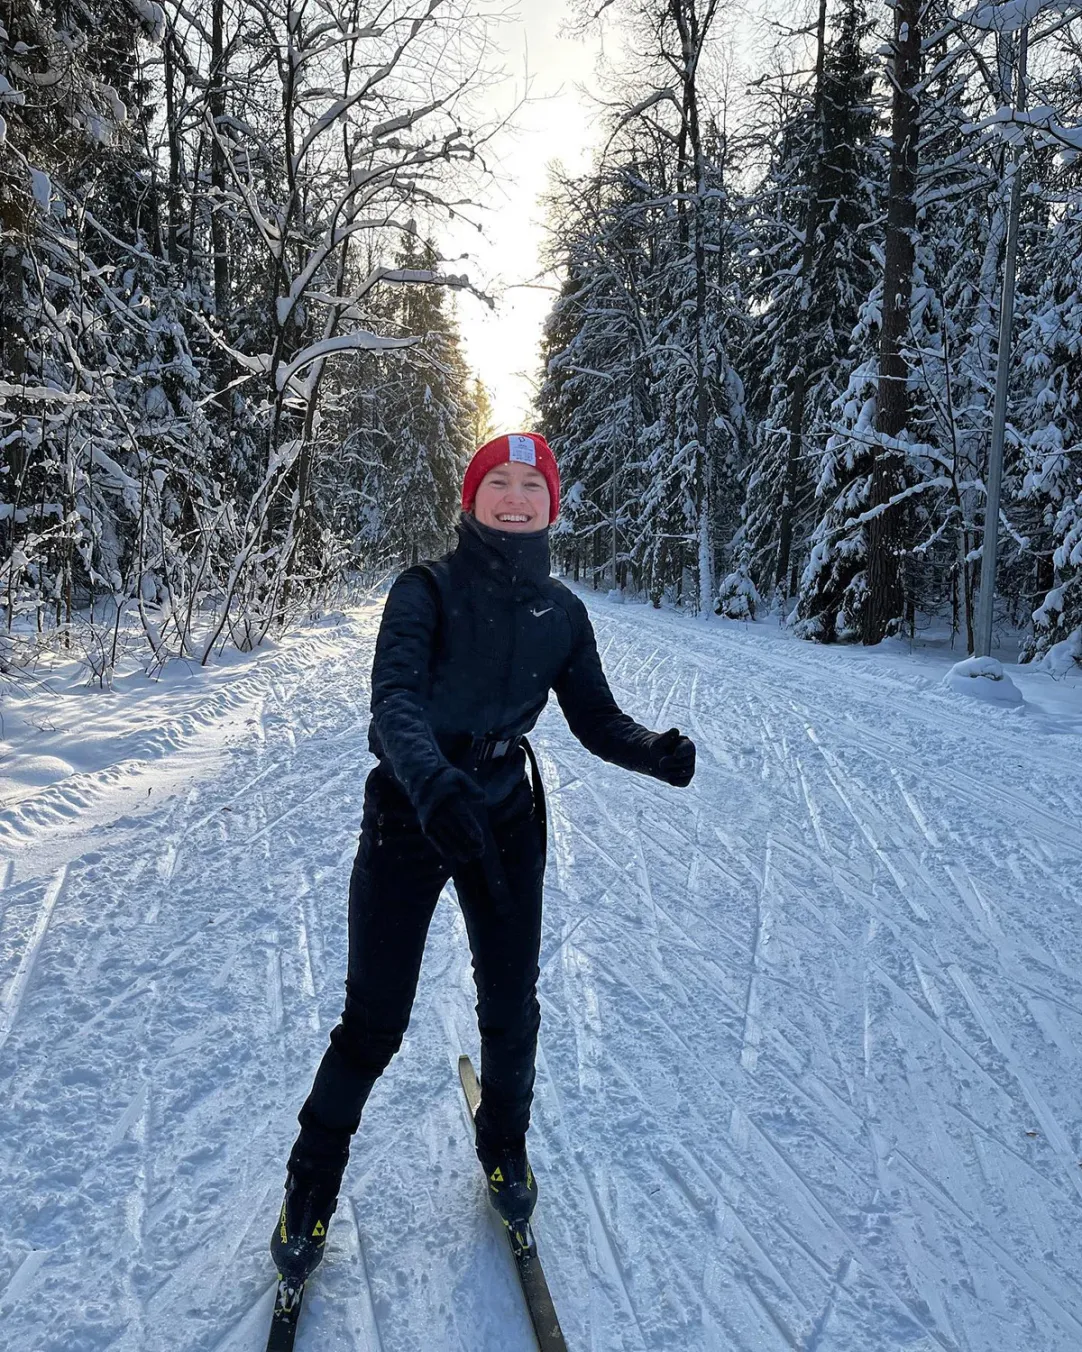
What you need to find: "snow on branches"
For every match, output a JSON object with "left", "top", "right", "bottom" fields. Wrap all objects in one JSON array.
[{"left": 0, "top": 0, "right": 497, "bottom": 672}]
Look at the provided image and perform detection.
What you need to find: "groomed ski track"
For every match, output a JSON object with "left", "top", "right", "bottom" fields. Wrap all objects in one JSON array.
[{"left": 1, "top": 591, "right": 1081, "bottom": 1352}]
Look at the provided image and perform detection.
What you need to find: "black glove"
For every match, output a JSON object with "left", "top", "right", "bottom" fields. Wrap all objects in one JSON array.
[
  {"left": 419, "top": 770, "right": 487, "bottom": 863},
  {"left": 651, "top": 727, "right": 696, "bottom": 787}
]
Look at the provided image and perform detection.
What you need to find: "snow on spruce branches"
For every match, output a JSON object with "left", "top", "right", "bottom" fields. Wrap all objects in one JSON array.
[
  {"left": 0, "top": 0, "right": 493, "bottom": 677},
  {"left": 539, "top": 0, "right": 1082, "bottom": 662}
]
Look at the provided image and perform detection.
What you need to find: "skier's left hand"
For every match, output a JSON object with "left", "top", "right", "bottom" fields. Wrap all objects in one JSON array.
[{"left": 651, "top": 727, "right": 696, "bottom": 787}]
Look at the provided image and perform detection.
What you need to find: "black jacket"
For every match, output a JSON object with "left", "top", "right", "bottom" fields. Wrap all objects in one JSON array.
[{"left": 367, "top": 513, "right": 665, "bottom": 821}]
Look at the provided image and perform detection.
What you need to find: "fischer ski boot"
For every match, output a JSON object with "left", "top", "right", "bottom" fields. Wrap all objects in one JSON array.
[
  {"left": 476, "top": 1137, "right": 538, "bottom": 1228},
  {"left": 270, "top": 1167, "right": 341, "bottom": 1289}
]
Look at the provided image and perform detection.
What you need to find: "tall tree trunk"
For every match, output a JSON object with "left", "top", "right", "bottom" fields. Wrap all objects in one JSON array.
[
  {"left": 207, "top": 0, "right": 234, "bottom": 435},
  {"left": 864, "top": 0, "right": 920, "bottom": 645},
  {"left": 209, "top": 0, "right": 229, "bottom": 325},
  {"left": 163, "top": 22, "right": 183, "bottom": 268},
  {"left": 1, "top": 241, "right": 27, "bottom": 627},
  {"left": 671, "top": 0, "right": 719, "bottom": 613},
  {"left": 775, "top": 0, "right": 828, "bottom": 598},
  {"left": 775, "top": 364, "right": 807, "bottom": 597}
]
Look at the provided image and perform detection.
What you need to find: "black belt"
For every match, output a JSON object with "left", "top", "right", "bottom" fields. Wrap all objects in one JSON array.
[
  {"left": 468, "top": 733, "right": 522, "bottom": 764},
  {"left": 466, "top": 733, "right": 548, "bottom": 911}
]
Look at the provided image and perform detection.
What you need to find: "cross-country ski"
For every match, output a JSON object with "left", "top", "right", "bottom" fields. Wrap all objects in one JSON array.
[
  {"left": 460, "top": 1054, "right": 569, "bottom": 1352},
  {"left": 264, "top": 1280, "right": 305, "bottom": 1352}
]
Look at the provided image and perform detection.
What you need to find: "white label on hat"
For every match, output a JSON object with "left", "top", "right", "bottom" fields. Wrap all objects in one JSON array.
[{"left": 507, "top": 434, "right": 536, "bottom": 465}]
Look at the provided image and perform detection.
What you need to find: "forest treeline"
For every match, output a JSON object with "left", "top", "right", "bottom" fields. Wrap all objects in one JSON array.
[
  {"left": 538, "top": 0, "right": 1082, "bottom": 661},
  {"left": 3, "top": 0, "right": 1080, "bottom": 675},
  {"left": 0, "top": 0, "right": 490, "bottom": 674}
]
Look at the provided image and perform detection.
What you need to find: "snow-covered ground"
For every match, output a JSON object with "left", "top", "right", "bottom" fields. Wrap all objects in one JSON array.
[{"left": 2, "top": 593, "right": 1081, "bottom": 1352}]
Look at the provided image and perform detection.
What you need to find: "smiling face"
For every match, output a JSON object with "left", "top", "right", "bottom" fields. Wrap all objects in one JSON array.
[{"left": 472, "top": 460, "right": 552, "bottom": 533}]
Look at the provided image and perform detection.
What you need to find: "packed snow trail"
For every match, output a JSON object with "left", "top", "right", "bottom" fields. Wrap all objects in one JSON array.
[{"left": 1, "top": 596, "right": 1081, "bottom": 1352}]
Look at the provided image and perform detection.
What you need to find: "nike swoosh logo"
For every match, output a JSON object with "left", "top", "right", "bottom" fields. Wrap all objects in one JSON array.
[{"left": 530, "top": 606, "right": 553, "bottom": 617}]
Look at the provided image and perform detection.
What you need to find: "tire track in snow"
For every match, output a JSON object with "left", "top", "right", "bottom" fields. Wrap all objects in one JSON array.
[
  {"left": 651, "top": 669, "right": 680, "bottom": 730},
  {"left": 597, "top": 609, "right": 1080, "bottom": 1347},
  {"left": 802, "top": 1254, "right": 852, "bottom": 1352},
  {"left": 740, "top": 1105, "right": 963, "bottom": 1352},
  {"left": 575, "top": 880, "right": 954, "bottom": 1352},
  {"left": 794, "top": 758, "right": 831, "bottom": 855},
  {"left": 244, "top": 765, "right": 354, "bottom": 846},
  {"left": 816, "top": 713, "right": 1082, "bottom": 859},
  {"left": 0, "top": 613, "right": 378, "bottom": 1352},
  {"left": 106, "top": 1081, "right": 150, "bottom": 1151},
  {"left": 295, "top": 888, "right": 322, "bottom": 1030},
  {"left": 685, "top": 665, "right": 737, "bottom": 772},
  {"left": 658, "top": 619, "right": 1080, "bottom": 869},
  {"left": 552, "top": 786, "right": 750, "bottom": 1022},
  {"left": 706, "top": 620, "right": 1079, "bottom": 783},
  {"left": 787, "top": 684, "right": 1082, "bottom": 1248},
  {"left": 690, "top": 1146, "right": 811, "bottom": 1346},
  {"left": 267, "top": 942, "right": 284, "bottom": 1032},
  {"left": 890, "top": 767, "right": 943, "bottom": 850},
  {"left": 3, "top": 594, "right": 1077, "bottom": 1352},
  {"left": 893, "top": 1143, "right": 1082, "bottom": 1340}
]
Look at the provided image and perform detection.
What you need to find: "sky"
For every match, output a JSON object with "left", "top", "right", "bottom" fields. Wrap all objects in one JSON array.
[{"left": 442, "top": 3, "right": 607, "bottom": 432}]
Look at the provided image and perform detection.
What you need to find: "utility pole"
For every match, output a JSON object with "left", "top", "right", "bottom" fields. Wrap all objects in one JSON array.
[{"left": 975, "top": 24, "right": 1029, "bottom": 658}]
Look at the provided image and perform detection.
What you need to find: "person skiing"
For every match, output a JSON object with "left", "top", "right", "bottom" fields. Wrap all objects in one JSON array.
[{"left": 271, "top": 431, "right": 696, "bottom": 1289}]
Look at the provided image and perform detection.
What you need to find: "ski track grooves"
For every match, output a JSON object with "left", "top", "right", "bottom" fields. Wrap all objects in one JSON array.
[
  {"left": 345, "top": 1197, "right": 385, "bottom": 1352},
  {"left": 574, "top": 1148, "right": 651, "bottom": 1350},
  {"left": 739, "top": 836, "right": 772, "bottom": 1074},
  {"left": 1, "top": 599, "right": 1080, "bottom": 1351},
  {"left": 0, "top": 863, "right": 68, "bottom": 1051}
]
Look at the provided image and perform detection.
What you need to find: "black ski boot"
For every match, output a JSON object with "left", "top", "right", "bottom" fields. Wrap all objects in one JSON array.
[
  {"left": 270, "top": 1167, "right": 341, "bottom": 1289},
  {"left": 476, "top": 1137, "right": 538, "bottom": 1226}
]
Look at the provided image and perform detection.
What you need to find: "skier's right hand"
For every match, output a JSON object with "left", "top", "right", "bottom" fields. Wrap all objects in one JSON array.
[{"left": 419, "top": 770, "right": 488, "bottom": 863}]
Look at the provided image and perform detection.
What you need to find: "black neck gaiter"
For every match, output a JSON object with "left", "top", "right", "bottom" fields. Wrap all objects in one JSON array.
[{"left": 455, "top": 511, "right": 551, "bottom": 585}]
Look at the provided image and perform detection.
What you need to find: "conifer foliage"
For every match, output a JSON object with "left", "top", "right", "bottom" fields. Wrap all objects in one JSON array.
[
  {"left": 540, "top": 0, "right": 1082, "bottom": 664},
  {"left": 742, "top": 0, "right": 881, "bottom": 615},
  {"left": 0, "top": 0, "right": 489, "bottom": 673},
  {"left": 541, "top": 0, "right": 747, "bottom": 612}
]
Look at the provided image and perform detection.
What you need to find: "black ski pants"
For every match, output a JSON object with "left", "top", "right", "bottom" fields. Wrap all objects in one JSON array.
[{"left": 287, "top": 765, "right": 545, "bottom": 1179}]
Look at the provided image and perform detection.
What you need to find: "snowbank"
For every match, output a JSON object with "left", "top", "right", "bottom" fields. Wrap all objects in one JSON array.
[
  {"left": 943, "top": 655, "right": 1025, "bottom": 706},
  {"left": 1032, "top": 629, "right": 1082, "bottom": 680}
]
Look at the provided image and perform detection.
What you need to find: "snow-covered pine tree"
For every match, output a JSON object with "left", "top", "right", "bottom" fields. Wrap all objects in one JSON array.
[
  {"left": 0, "top": 0, "right": 217, "bottom": 673},
  {"left": 860, "top": 0, "right": 922, "bottom": 643},
  {"left": 1015, "top": 95, "right": 1082, "bottom": 662},
  {"left": 740, "top": 0, "right": 881, "bottom": 611},
  {"left": 336, "top": 236, "right": 477, "bottom": 566},
  {"left": 2, "top": 0, "right": 502, "bottom": 670},
  {"left": 872, "top": 7, "right": 1081, "bottom": 652},
  {"left": 539, "top": 149, "right": 663, "bottom": 593},
  {"left": 544, "top": 0, "right": 748, "bottom": 608},
  {"left": 641, "top": 0, "right": 747, "bottom": 614},
  {"left": 792, "top": 0, "right": 1079, "bottom": 647},
  {"left": 468, "top": 376, "right": 495, "bottom": 451}
]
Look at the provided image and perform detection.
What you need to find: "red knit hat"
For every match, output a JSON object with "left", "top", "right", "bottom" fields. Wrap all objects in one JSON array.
[{"left": 461, "top": 433, "right": 560, "bottom": 526}]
